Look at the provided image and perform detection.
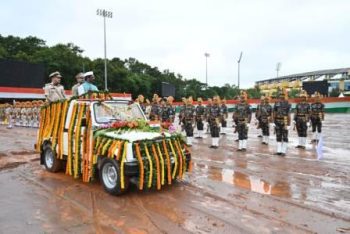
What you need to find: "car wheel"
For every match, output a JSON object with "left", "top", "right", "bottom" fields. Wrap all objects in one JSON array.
[
  {"left": 43, "top": 144, "right": 62, "bottom": 172},
  {"left": 100, "top": 158, "right": 129, "bottom": 195}
]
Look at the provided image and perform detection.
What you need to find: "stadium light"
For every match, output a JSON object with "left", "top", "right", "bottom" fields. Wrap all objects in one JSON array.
[
  {"left": 276, "top": 62, "right": 282, "bottom": 78},
  {"left": 204, "top": 53, "right": 210, "bottom": 87},
  {"left": 237, "top": 51, "right": 243, "bottom": 89},
  {"left": 96, "top": 9, "right": 113, "bottom": 91}
]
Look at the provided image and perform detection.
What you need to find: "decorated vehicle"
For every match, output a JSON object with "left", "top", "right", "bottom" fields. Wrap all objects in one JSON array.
[{"left": 35, "top": 92, "right": 191, "bottom": 195}]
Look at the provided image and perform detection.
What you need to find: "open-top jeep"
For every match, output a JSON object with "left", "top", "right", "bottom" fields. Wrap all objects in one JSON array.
[{"left": 36, "top": 92, "right": 191, "bottom": 195}]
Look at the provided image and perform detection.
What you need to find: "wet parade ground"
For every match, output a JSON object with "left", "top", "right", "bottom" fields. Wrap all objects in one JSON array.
[{"left": 0, "top": 114, "right": 350, "bottom": 234}]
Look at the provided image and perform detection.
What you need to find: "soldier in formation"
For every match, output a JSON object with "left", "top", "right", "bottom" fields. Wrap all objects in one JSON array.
[
  {"left": 166, "top": 96, "right": 176, "bottom": 123},
  {"left": 272, "top": 90, "right": 291, "bottom": 156},
  {"left": 195, "top": 97, "right": 206, "bottom": 138},
  {"left": 256, "top": 96, "right": 272, "bottom": 145},
  {"left": 220, "top": 99, "right": 228, "bottom": 135},
  {"left": 205, "top": 98, "right": 213, "bottom": 134},
  {"left": 181, "top": 97, "right": 196, "bottom": 146},
  {"left": 208, "top": 96, "right": 222, "bottom": 148},
  {"left": 255, "top": 97, "right": 265, "bottom": 138},
  {"left": 294, "top": 90, "right": 310, "bottom": 149},
  {"left": 149, "top": 94, "right": 161, "bottom": 121},
  {"left": 233, "top": 92, "right": 252, "bottom": 151},
  {"left": 3, "top": 103, "right": 13, "bottom": 128},
  {"left": 310, "top": 92, "right": 325, "bottom": 143}
]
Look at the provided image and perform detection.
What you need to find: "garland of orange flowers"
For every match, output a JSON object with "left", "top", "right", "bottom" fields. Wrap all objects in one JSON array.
[
  {"left": 101, "top": 139, "right": 113, "bottom": 156},
  {"left": 48, "top": 102, "right": 56, "bottom": 138},
  {"left": 82, "top": 107, "right": 92, "bottom": 182},
  {"left": 120, "top": 141, "right": 128, "bottom": 189},
  {"left": 177, "top": 139, "right": 187, "bottom": 177},
  {"left": 168, "top": 140, "right": 178, "bottom": 179},
  {"left": 66, "top": 103, "right": 78, "bottom": 175},
  {"left": 74, "top": 103, "right": 85, "bottom": 178},
  {"left": 111, "top": 141, "right": 120, "bottom": 158},
  {"left": 57, "top": 100, "right": 68, "bottom": 159},
  {"left": 51, "top": 102, "right": 62, "bottom": 150},
  {"left": 174, "top": 139, "right": 183, "bottom": 179},
  {"left": 97, "top": 138, "right": 107, "bottom": 156},
  {"left": 135, "top": 143, "right": 144, "bottom": 190},
  {"left": 116, "top": 141, "right": 124, "bottom": 160},
  {"left": 151, "top": 144, "right": 161, "bottom": 190},
  {"left": 107, "top": 140, "right": 117, "bottom": 158},
  {"left": 162, "top": 139, "right": 172, "bottom": 185},
  {"left": 144, "top": 143, "right": 153, "bottom": 188},
  {"left": 42, "top": 104, "right": 51, "bottom": 139},
  {"left": 36, "top": 108, "right": 46, "bottom": 152},
  {"left": 156, "top": 143, "right": 165, "bottom": 186}
]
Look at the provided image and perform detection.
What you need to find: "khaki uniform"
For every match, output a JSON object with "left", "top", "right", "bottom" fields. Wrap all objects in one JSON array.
[
  {"left": 71, "top": 83, "right": 81, "bottom": 97},
  {"left": 44, "top": 83, "right": 66, "bottom": 102}
]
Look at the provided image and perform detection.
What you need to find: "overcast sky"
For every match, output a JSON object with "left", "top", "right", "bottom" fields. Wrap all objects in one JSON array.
[{"left": 1, "top": 0, "right": 350, "bottom": 88}]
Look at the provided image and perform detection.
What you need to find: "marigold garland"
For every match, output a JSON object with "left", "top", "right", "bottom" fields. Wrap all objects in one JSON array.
[
  {"left": 144, "top": 143, "right": 153, "bottom": 188},
  {"left": 151, "top": 144, "right": 161, "bottom": 190},
  {"left": 174, "top": 139, "right": 183, "bottom": 179},
  {"left": 135, "top": 143, "right": 144, "bottom": 190},
  {"left": 156, "top": 143, "right": 165, "bottom": 186},
  {"left": 168, "top": 140, "right": 178, "bottom": 179},
  {"left": 162, "top": 139, "right": 172, "bottom": 185},
  {"left": 58, "top": 100, "right": 68, "bottom": 159},
  {"left": 74, "top": 103, "right": 85, "bottom": 178},
  {"left": 120, "top": 141, "right": 128, "bottom": 189},
  {"left": 67, "top": 103, "right": 78, "bottom": 175}
]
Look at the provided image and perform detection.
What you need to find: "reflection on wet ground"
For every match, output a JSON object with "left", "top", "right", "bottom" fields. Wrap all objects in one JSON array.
[
  {"left": 1, "top": 113, "right": 350, "bottom": 233},
  {"left": 194, "top": 163, "right": 292, "bottom": 198}
]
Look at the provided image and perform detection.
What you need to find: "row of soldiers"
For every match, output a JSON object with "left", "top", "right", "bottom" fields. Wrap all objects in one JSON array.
[
  {"left": 179, "top": 96, "right": 229, "bottom": 148},
  {"left": 0, "top": 100, "right": 43, "bottom": 128},
  {"left": 137, "top": 90, "right": 325, "bottom": 156},
  {"left": 255, "top": 90, "right": 324, "bottom": 155},
  {"left": 135, "top": 94, "right": 177, "bottom": 122}
]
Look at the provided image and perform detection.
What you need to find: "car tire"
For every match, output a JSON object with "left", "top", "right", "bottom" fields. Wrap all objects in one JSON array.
[
  {"left": 100, "top": 158, "right": 129, "bottom": 195},
  {"left": 43, "top": 144, "right": 62, "bottom": 172}
]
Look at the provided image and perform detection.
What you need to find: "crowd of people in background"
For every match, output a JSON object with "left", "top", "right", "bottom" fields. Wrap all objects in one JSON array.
[{"left": 0, "top": 100, "right": 43, "bottom": 128}]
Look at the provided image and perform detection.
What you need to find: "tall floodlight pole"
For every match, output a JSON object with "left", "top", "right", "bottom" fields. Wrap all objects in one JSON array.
[
  {"left": 276, "top": 62, "right": 281, "bottom": 78},
  {"left": 97, "top": 9, "right": 113, "bottom": 91},
  {"left": 237, "top": 52, "right": 243, "bottom": 89},
  {"left": 204, "top": 52, "right": 210, "bottom": 87}
]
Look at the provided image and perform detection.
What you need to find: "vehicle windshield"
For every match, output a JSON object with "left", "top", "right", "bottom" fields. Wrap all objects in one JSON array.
[{"left": 94, "top": 101, "right": 145, "bottom": 123}]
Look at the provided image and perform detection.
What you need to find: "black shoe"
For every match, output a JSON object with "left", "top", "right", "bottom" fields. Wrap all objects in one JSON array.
[
  {"left": 195, "top": 136, "right": 201, "bottom": 139},
  {"left": 295, "top": 145, "right": 301, "bottom": 148},
  {"left": 275, "top": 152, "right": 281, "bottom": 155},
  {"left": 235, "top": 139, "right": 239, "bottom": 142},
  {"left": 300, "top": 146, "right": 306, "bottom": 149},
  {"left": 209, "top": 145, "right": 215, "bottom": 148},
  {"left": 258, "top": 135, "right": 262, "bottom": 138},
  {"left": 237, "top": 148, "right": 242, "bottom": 152}
]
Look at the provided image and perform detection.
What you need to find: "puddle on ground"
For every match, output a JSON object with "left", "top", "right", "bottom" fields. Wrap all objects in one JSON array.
[{"left": 194, "top": 163, "right": 291, "bottom": 198}]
